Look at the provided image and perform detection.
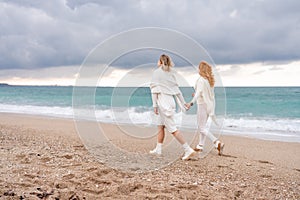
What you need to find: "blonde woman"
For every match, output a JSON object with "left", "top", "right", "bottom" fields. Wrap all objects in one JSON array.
[
  {"left": 149, "top": 54, "right": 196, "bottom": 160},
  {"left": 186, "top": 61, "right": 225, "bottom": 155}
]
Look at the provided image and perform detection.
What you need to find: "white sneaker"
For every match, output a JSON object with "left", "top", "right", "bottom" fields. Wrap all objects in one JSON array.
[
  {"left": 182, "top": 148, "right": 196, "bottom": 160},
  {"left": 149, "top": 148, "right": 161, "bottom": 155},
  {"left": 194, "top": 144, "right": 204, "bottom": 152}
]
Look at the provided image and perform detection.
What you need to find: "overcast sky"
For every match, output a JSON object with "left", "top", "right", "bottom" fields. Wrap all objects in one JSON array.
[{"left": 0, "top": 0, "right": 299, "bottom": 86}]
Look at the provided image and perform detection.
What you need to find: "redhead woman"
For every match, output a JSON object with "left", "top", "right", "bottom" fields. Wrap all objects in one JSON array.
[
  {"left": 149, "top": 54, "right": 196, "bottom": 161},
  {"left": 186, "top": 61, "right": 225, "bottom": 155}
]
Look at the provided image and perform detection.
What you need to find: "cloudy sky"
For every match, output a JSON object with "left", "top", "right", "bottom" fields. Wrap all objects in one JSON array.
[{"left": 0, "top": 0, "right": 299, "bottom": 86}]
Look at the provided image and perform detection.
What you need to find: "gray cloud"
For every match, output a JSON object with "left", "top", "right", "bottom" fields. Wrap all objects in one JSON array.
[
  {"left": 219, "top": 65, "right": 241, "bottom": 76},
  {"left": 0, "top": 0, "right": 300, "bottom": 69}
]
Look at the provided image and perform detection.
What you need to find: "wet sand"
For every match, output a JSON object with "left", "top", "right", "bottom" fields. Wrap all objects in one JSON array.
[{"left": 0, "top": 113, "right": 299, "bottom": 199}]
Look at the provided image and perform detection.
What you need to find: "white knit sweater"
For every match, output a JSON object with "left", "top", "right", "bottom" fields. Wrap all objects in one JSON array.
[
  {"left": 190, "top": 76, "right": 216, "bottom": 117},
  {"left": 150, "top": 67, "right": 186, "bottom": 112}
]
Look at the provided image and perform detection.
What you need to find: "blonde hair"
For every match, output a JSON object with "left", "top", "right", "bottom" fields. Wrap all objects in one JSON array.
[
  {"left": 158, "top": 54, "right": 173, "bottom": 71},
  {"left": 199, "top": 61, "right": 215, "bottom": 87}
]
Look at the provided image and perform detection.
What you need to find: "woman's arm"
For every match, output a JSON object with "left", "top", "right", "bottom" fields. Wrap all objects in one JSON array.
[
  {"left": 175, "top": 92, "right": 188, "bottom": 111},
  {"left": 189, "top": 79, "right": 203, "bottom": 105},
  {"left": 176, "top": 92, "right": 186, "bottom": 105},
  {"left": 190, "top": 89, "right": 200, "bottom": 104},
  {"left": 151, "top": 93, "right": 158, "bottom": 107},
  {"left": 151, "top": 93, "right": 159, "bottom": 115}
]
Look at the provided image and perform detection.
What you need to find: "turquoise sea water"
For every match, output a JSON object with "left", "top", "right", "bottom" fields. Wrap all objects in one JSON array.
[{"left": 0, "top": 85, "right": 299, "bottom": 142}]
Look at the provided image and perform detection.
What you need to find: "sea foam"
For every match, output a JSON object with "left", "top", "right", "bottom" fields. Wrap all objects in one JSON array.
[{"left": 1, "top": 103, "right": 299, "bottom": 142}]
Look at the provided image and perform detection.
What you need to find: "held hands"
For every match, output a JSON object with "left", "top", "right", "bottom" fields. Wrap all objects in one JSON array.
[
  {"left": 184, "top": 93, "right": 195, "bottom": 111},
  {"left": 184, "top": 102, "right": 192, "bottom": 110},
  {"left": 154, "top": 102, "right": 192, "bottom": 113}
]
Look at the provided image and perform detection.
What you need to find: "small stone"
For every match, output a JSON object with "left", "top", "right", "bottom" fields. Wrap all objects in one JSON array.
[
  {"left": 64, "top": 155, "right": 73, "bottom": 159},
  {"left": 234, "top": 190, "right": 242, "bottom": 197},
  {"left": 246, "top": 163, "right": 251, "bottom": 166},
  {"left": 209, "top": 181, "right": 216, "bottom": 186},
  {"left": 129, "top": 167, "right": 140, "bottom": 171},
  {"left": 4, "top": 190, "right": 15, "bottom": 196},
  {"left": 268, "top": 186, "right": 278, "bottom": 191}
]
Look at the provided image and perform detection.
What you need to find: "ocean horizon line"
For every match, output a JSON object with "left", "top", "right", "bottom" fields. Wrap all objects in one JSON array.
[{"left": 1, "top": 83, "right": 299, "bottom": 88}]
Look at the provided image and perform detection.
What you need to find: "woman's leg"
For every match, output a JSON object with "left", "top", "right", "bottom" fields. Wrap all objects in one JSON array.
[
  {"left": 197, "top": 104, "right": 218, "bottom": 146},
  {"left": 172, "top": 130, "right": 196, "bottom": 160},
  {"left": 197, "top": 104, "right": 208, "bottom": 147},
  {"left": 171, "top": 130, "right": 185, "bottom": 145},
  {"left": 197, "top": 104, "right": 224, "bottom": 155},
  {"left": 149, "top": 125, "right": 165, "bottom": 155},
  {"left": 157, "top": 125, "right": 165, "bottom": 143}
]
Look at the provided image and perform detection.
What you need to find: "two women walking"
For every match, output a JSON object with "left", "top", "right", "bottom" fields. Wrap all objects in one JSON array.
[{"left": 150, "top": 54, "right": 224, "bottom": 160}]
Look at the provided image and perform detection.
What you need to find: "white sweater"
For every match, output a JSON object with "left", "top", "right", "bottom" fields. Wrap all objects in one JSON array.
[
  {"left": 150, "top": 67, "right": 181, "bottom": 95},
  {"left": 150, "top": 67, "right": 186, "bottom": 112},
  {"left": 190, "top": 76, "right": 215, "bottom": 116}
]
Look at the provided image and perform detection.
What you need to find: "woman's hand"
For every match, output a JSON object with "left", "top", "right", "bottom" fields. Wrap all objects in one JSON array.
[
  {"left": 184, "top": 103, "right": 193, "bottom": 110},
  {"left": 185, "top": 103, "right": 191, "bottom": 110},
  {"left": 154, "top": 107, "right": 159, "bottom": 115},
  {"left": 192, "top": 93, "right": 195, "bottom": 97}
]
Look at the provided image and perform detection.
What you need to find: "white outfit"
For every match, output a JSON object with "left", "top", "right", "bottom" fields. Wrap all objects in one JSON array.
[
  {"left": 191, "top": 76, "right": 215, "bottom": 117},
  {"left": 196, "top": 104, "right": 217, "bottom": 146},
  {"left": 150, "top": 67, "right": 186, "bottom": 133},
  {"left": 191, "top": 76, "right": 218, "bottom": 146},
  {"left": 149, "top": 66, "right": 195, "bottom": 160}
]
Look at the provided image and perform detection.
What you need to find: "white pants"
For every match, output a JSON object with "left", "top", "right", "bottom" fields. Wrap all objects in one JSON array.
[
  {"left": 197, "top": 104, "right": 217, "bottom": 146},
  {"left": 157, "top": 93, "right": 177, "bottom": 133}
]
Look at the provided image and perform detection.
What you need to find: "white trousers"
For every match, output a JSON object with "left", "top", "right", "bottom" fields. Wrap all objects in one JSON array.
[
  {"left": 197, "top": 104, "right": 217, "bottom": 146},
  {"left": 157, "top": 93, "right": 177, "bottom": 133}
]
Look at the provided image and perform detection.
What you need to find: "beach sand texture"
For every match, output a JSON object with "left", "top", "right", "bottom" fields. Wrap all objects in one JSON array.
[{"left": 0, "top": 114, "right": 299, "bottom": 199}]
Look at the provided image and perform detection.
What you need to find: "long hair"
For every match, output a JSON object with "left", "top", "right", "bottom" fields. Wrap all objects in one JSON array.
[
  {"left": 199, "top": 61, "right": 215, "bottom": 87},
  {"left": 159, "top": 54, "right": 173, "bottom": 71}
]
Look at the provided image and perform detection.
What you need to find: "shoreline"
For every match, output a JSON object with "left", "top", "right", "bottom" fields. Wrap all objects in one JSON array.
[
  {"left": 0, "top": 113, "right": 299, "bottom": 199},
  {"left": 0, "top": 111, "right": 299, "bottom": 143},
  {"left": 1, "top": 112, "right": 299, "bottom": 168}
]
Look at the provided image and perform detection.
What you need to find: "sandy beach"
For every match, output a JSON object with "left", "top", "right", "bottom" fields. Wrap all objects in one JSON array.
[{"left": 0, "top": 113, "right": 299, "bottom": 199}]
